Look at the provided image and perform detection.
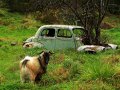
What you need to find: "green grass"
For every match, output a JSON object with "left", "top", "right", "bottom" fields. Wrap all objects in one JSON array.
[{"left": 0, "top": 9, "right": 120, "bottom": 89}]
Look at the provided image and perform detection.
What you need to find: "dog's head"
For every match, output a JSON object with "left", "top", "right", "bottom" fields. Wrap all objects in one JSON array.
[{"left": 39, "top": 51, "right": 53, "bottom": 64}]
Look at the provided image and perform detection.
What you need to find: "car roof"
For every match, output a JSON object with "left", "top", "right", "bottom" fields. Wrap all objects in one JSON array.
[
  {"left": 40, "top": 25, "right": 84, "bottom": 30},
  {"left": 35, "top": 25, "right": 84, "bottom": 37}
]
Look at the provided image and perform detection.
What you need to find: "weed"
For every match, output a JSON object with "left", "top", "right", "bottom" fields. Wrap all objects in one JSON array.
[{"left": 81, "top": 59, "right": 114, "bottom": 81}]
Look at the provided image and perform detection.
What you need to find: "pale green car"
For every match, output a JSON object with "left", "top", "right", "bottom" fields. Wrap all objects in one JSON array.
[{"left": 23, "top": 25, "right": 84, "bottom": 50}]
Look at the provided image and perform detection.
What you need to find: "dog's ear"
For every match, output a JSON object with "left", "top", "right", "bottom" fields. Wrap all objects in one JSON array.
[
  {"left": 39, "top": 51, "right": 44, "bottom": 54},
  {"left": 48, "top": 51, "right": 54, "bottom": 55}
]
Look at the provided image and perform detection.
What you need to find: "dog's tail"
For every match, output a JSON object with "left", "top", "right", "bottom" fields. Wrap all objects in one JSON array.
[{"left": 20, "top": 59, "right": 29, "bottom": 67}]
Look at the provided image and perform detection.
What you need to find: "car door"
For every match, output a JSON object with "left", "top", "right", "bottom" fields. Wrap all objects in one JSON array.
[
  {"left": 72, "top": 28, "right": 84, "bottom": 48},
  {"left": 37, "top": 28, "right": 56, "bottom": 50},
  {"left": 55, "top": 28, "right": 75, "bottom": 49}
]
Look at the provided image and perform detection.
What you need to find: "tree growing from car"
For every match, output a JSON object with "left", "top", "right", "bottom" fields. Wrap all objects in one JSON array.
[{"left": 59, "top": 0, "right": 109, "bottom": 45}]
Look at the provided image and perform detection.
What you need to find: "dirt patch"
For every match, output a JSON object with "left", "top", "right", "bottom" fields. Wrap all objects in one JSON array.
[
  {"left": 103, "top": 55, "right": 120, "bottom": 64},
  {"left": 100, "top": 22, "right": 113, "bottom": 29},
  {"left": 0, "top": 38, "right": 9, "bottom": 42},
  {"left": 0, "top": 38, "right": 7, "bottom": 42},
  {"left": 51, "top": 54, "right": 65, "bottom": 64},
  {"left": 0, "top": 20, "right": 10, "bottom": 26},
  {"left": 103, "top": 16, "right": 120, "bottom": 28},
  {"left": 0, "top": 20, "right": 4, "bottom": 25},
  {"left": 49, "top": 67, "right": 69, "bottom": 83}
]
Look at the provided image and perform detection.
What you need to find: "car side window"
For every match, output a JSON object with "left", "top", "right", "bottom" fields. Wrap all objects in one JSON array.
[
  {"left": 73, "top": 28, "right": 83, "bottom": 37},
  {"left": 57, "top": 29, "right": 72, "bottom": 38},
  {"left": 41, "top": 28, "right": 55, "bottom": 37}
]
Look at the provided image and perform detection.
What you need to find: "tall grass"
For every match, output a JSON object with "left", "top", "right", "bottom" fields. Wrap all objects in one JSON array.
[
  {"left": 0, "top": 9, "right": 120, "bottom": 89},
  {"left": 81, "top": 59, "right": 114, "bottom": 81}
]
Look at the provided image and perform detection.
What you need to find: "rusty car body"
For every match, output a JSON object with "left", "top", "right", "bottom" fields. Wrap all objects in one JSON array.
[{"left": 23, "top": 25, "right": 84, "bottom": 50}]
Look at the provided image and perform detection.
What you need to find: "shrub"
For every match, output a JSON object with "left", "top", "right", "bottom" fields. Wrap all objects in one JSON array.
[
  {"left": 21, "top": 15, "right": 40, "bottom": 29},
  {"left": 0, "top": 9, "right": 6, "bottom": 17},
  {"left": 35, "top": 10, "right": 61, "bottom": 24}
]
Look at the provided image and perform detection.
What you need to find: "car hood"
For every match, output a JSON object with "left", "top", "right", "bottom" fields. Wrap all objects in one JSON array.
[{"left": 24, "top": 36, "right": 35, "bottom": 43}]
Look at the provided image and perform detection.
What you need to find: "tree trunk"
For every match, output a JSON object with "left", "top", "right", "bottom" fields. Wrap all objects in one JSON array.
[{"left": 95, "top": 27, "right": 101, "bottom": 45}]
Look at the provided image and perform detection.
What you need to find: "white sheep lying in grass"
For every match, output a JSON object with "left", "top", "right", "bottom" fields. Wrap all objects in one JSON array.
[{"left": 20, "top": 51, "right": 52, "bottom": 83}]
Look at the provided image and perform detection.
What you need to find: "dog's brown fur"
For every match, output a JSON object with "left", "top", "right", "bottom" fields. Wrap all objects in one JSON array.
[{"left": 20, "top": 51, "right": 52, "bottom": 83}]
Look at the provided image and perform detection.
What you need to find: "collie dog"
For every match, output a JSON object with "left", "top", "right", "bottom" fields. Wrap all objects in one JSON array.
[{"left": 20, "top": 51, "right": 52, "bottom": 83}]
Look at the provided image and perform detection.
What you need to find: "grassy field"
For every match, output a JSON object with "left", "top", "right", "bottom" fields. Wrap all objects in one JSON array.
[{"left": 0, "top": 9, "right": 120, "bottom": 90}]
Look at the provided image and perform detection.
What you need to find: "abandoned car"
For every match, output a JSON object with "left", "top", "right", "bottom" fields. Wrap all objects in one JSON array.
[
  {"left": 23, "top": 25, "right": 84, "bottom": 50},
  {"left": 23, "top": 25, "right": 118, "bottom": 52}
]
